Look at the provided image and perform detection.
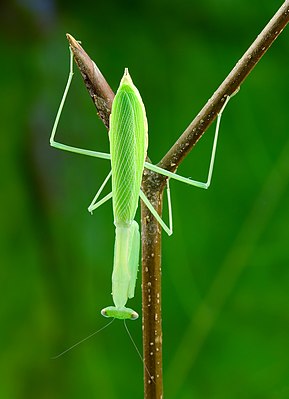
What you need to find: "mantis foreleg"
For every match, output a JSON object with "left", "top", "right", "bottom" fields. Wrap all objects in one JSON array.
[{"left": 101, "top": 221, "right": 140, "bottom": 320}]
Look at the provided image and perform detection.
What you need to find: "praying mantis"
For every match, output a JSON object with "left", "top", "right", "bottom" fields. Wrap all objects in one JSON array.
[{"left": 50, "top": 45, "right": 232, "bottom": 321}]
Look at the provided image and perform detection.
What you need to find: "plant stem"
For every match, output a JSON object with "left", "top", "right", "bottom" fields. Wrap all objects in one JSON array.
[
  {"left": 141, "top": 169, "right": 164, "bottom": 398},
  {"left": 66, "top": 4, "right": 289, "bottom": 396}
]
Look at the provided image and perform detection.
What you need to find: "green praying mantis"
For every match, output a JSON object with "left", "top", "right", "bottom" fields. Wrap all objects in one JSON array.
[{"left": 50, "top": 45, "right": 232, "bottom": 321}]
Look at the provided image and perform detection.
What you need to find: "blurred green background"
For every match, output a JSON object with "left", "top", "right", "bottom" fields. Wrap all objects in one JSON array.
[{"left": 1, "top": 0, "right": 289, "bottom": 398}]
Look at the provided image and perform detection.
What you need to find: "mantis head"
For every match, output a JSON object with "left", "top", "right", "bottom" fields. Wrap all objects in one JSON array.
[{"left": 101, "top": 306, "right": 139, "bottom": 320}]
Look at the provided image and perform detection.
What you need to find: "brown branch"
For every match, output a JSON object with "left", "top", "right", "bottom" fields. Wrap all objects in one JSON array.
[
  {"left": 66, "top": 34, "right": 114, "bottom": 129},
  {"left": 141, "top": 170, "right": 164, "bottom": 398},
  {"left": 159, "top": 0, "right": 289, "bottom": 175},
  {"left": 65, "top": 3, "right": 289, "bottom": 397}
]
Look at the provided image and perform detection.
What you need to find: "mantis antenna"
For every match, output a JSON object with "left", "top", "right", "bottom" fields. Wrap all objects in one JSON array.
[
  {"left": 51, "top": 318, "right": 114, "bottom": 359},
  {"left": 123, "top": 320, "right": 155, "bottom": 384}
]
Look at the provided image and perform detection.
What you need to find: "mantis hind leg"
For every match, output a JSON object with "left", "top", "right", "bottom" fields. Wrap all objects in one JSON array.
[
  {"left": 140, "top": 179, "right": 173, "bottom": 236},
  {"left": 50, "top": 44, "right": 111, "bottom": 161},
  {"left": 144, "top": 95, "right": 232, "bottom": 189},
  {"left": 127, "top": 221, "right": 140, "bottom": 299}
]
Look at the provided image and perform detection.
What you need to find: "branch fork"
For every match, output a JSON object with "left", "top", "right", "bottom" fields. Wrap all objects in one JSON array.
[{"left": 65, "top": 3, "right": 289, "bottom": 396}]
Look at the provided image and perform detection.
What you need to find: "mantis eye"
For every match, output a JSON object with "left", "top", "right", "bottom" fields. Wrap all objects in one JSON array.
[{"left": 130, "top": 311, "right": 139, "bottom": 320}]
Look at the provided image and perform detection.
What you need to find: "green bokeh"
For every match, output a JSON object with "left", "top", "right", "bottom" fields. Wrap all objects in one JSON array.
[{"left": 1, "top": 1, "right": 289, "bottom": 398}]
